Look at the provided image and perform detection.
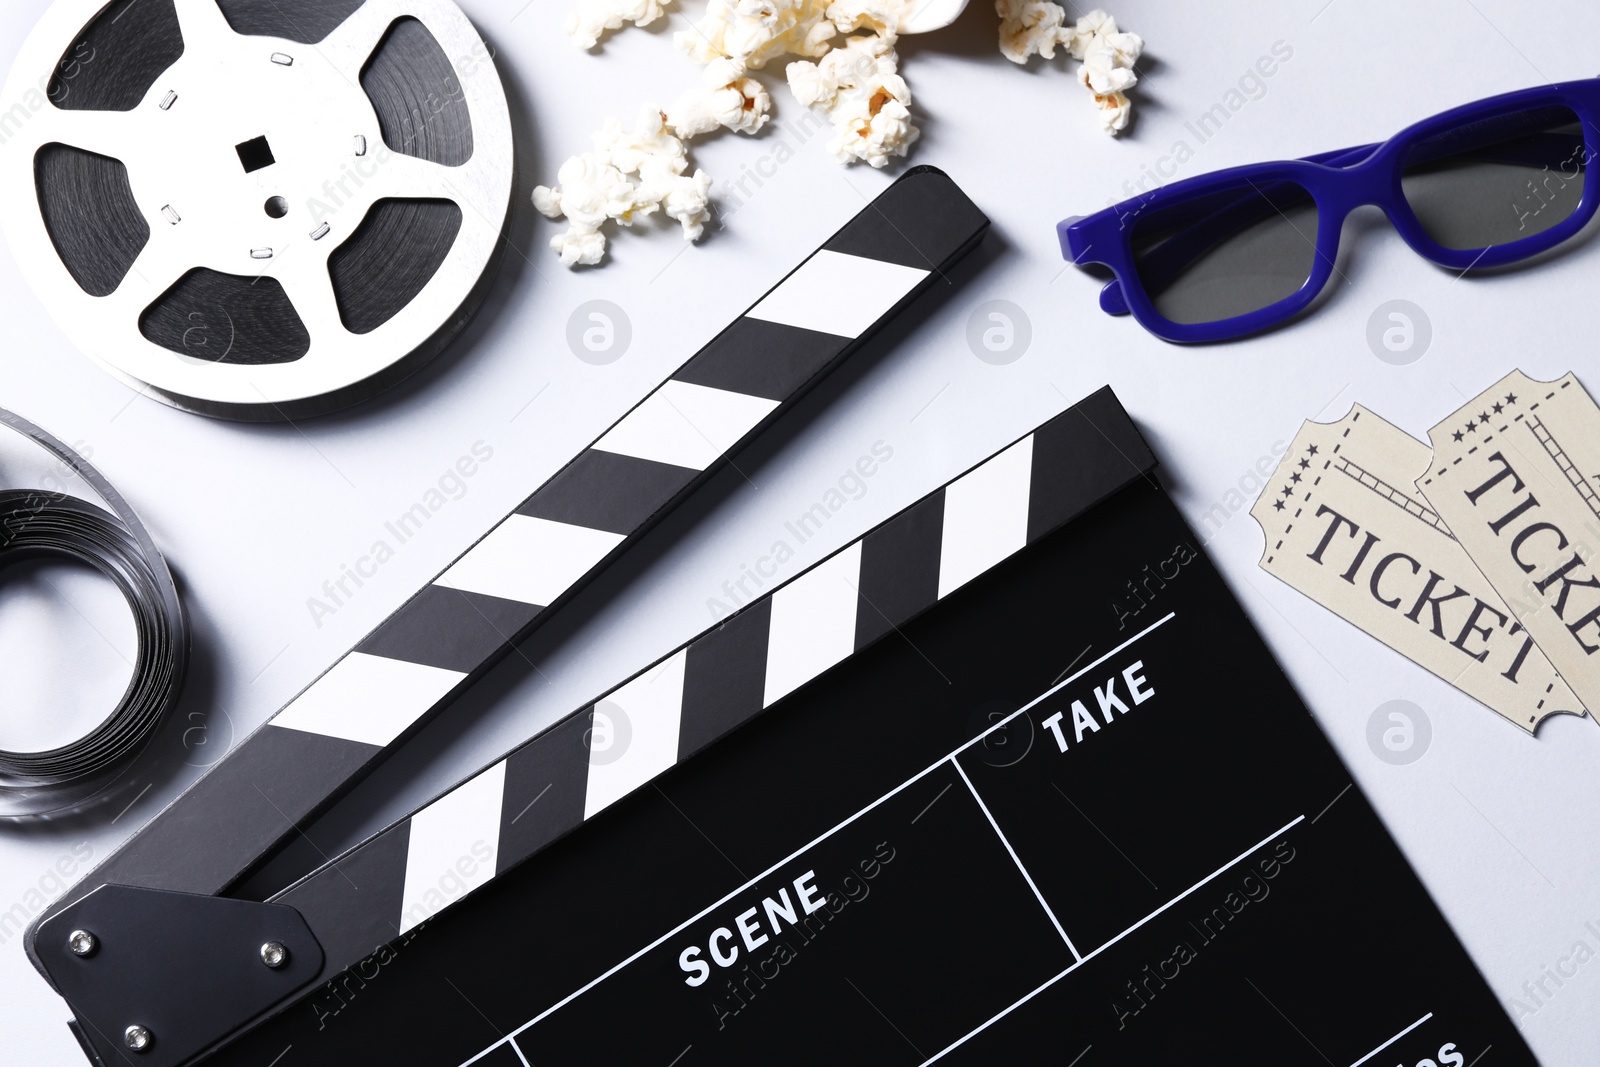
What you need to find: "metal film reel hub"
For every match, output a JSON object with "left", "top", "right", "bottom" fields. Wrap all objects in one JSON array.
[{"left": 0, "top": 0, "right": 513, "bottom": 420}]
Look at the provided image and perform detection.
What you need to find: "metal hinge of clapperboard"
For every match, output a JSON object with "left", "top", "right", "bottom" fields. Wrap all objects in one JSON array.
[{"left": 22, "top": 168, "right": 993, "bottom": 1067}]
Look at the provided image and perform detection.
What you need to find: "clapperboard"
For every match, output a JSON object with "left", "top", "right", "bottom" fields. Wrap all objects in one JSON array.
[
  {"left": 212, "top": 393, "right": 1530, "bottom": 1066},
  {"left": 28, "top": 171, "right": 1532, "bottom": 1066}
]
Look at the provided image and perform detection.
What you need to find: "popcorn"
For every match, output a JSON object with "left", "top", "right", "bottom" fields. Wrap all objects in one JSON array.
[
  {"left": 1065, "top": 8, "right": 1143, "bottom": 68},
  {"left": 1076, "top": 44, "right": 1137, "bottom": 97},
  {"left": 826, "top": 0, "right": 913, "bottom": 36},
  {"left": 564, "top": 0, "right": 668, "bottom": 50},
  {"left": 547, "top": 0, "right": 1144, "bottom": 264},
  {"left": 666, "top": 58, "right": 774, "bottom": 138},
  {"left": 658, "top": 167, "right": 716, "bottom": 240},
  {"left": 677, "top": 0, "right": 837, "bottom": 72},
  {"left": 1070, "top": 10, "right": 1142, "bottom": 133},
  {"left": 995, "top": 0, "right": 1072, "bottom": 63},
  {"left": 995, "top": 3, "right": 1142, "bottom": 134},
  {"left": 548, "top": 226, "right": 609, "bottom": 267},
  {"left": 787, "top": 34, "right": 918, "bottom": 167},
  {"left": 1085, "top": 88, "right": 1133, "bottom": 134},
  {"left": 533, "top": 106, "right": 713, "bottom": 266}
]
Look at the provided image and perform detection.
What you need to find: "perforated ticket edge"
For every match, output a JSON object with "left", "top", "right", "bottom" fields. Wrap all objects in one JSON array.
[
  {"left": 1419, "top": 370, "right": 1600, "bottom": 726},
  {"left": 1251, "top": 403, "right": 1585, "bottom": 734}
]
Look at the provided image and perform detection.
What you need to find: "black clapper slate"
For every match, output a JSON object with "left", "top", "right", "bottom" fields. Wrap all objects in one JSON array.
[{"left": 204, "top": 390, "right": 1534, "bottom": 1067}]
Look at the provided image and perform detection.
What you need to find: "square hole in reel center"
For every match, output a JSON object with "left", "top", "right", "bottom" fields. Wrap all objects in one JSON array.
[{"left": 236, "top": 136, "right": 275, "bottom": 173}]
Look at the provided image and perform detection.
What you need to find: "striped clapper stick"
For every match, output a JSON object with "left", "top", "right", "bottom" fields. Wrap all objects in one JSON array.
[
  {"left": 35, "top": 168, "right": 987, "bottom": 921},
  {"left": 260, "top": 387, "right": 1154, "bottom": 995}
]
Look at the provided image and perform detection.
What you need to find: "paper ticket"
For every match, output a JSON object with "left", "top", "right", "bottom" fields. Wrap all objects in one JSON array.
[
  {"left": 1418, "top": 371, "right": 1600, "bottom": 722},
  {"left": 1252, "top": 404, "right": 1585, "bottom": 733}
]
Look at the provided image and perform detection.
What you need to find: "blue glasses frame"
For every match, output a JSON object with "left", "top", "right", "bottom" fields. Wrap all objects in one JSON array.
[{"left": 1059, "top": 78, "right": 1600, "bottom": 344}]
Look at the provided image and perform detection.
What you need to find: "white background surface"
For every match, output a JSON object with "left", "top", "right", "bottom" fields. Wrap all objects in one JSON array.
[{"left": 2, "top": 1, "right": 1598, "bottom": 1064}]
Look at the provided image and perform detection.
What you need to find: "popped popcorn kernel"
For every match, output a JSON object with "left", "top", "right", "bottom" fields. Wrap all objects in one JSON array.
[
  {"left": 995, "top": 0, "right": 1071, "bottom": 63},
  {"left": 534, "top": 106, "right": 714, "bottom": 266},
  {"left": 666, "top": 58, "right": 774, "bottom": 138},
  {"left": 996, "top": 3, "right": 1142, "bottom": 134},
  {"left": 677, "top": 0, "right": 837, "bottom": 71},
  {"left": 787, "top": 33, "right": 918, "bottom": 168},
  {"left": 564, "top": 0, "right": 668, "bottom": 50}
]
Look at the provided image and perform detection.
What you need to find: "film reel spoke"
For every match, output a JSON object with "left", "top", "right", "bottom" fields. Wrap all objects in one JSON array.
[
  {"left": 275, "top": 259, "right": 350, "bottom": 343},
  {"left": 169, "top": 0, "right": 238, "bottom": 53},
  {"left": 365, "top": 150, "right": 463, "bottom": 203},
  {"left": 105, "top": 237, "right": 196, "bottom": 319},
  {"left": 319, "top": 0, "right": 414, "bottom": 79}
]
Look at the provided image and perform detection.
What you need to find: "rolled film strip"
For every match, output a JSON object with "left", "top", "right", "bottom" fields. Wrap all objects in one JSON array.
[
  {"left": 0, "top": 0, "right": 513, "bottom": 421},
  {"left": 0, "top": 408, "right": 188, "bottom": 818}
]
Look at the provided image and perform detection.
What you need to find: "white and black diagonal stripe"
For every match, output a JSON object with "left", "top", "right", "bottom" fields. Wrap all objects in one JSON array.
[
  {"left": 276, "top": 388, "right": 1157, "bottom": 950},
  {"left": 270, "top": 228, "right": 944, "bottom": 754}
]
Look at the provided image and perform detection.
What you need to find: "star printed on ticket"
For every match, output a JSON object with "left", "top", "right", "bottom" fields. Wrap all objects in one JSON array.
[
  {"left": 1418, "top": 371, "right": 1600, "bottom": 724},
  {"left": 1251, "top": 403, "right": 1585, "bottom": 733}
]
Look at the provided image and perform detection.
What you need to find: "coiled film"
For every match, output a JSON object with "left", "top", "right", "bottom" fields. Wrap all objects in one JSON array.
[
  {"left": 0, "top": 0, "right": 513, "bottom": 420},
  {"left": 0, "top": 408, "right": 187, "bottom": 818}
]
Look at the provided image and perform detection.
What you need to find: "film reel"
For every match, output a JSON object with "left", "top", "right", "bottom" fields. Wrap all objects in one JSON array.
[{"left": 0, "top": 0, "right": 513, "bottom": 420}]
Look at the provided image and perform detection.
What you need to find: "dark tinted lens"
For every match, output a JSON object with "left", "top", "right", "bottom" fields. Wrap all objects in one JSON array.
[
  {"left": 1401, "top": 105, "right": 1587, "bottom": 251},
  {"left": 1130, "top": 181, "right": 1320, "bottom": 326}
]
